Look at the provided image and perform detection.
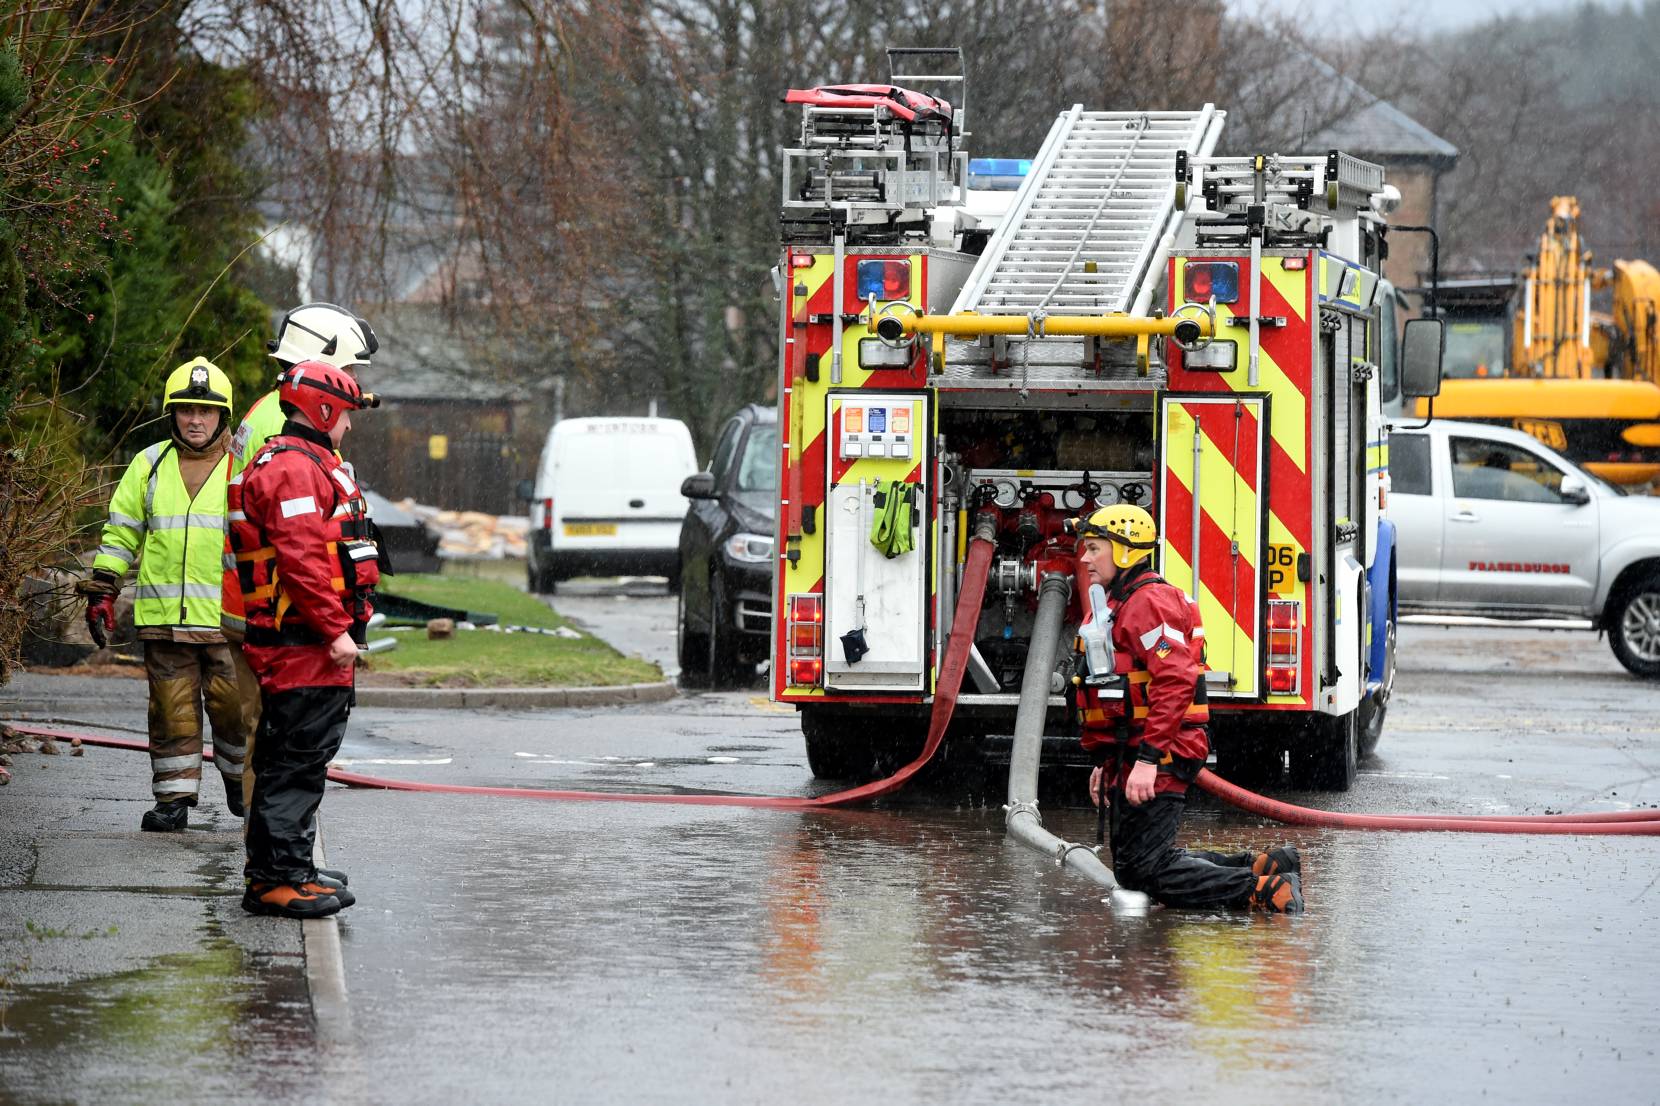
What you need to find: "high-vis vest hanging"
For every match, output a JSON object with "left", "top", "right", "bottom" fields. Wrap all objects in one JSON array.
[{"left": 93, "top": 441, "right": 232, "bottom": 628}]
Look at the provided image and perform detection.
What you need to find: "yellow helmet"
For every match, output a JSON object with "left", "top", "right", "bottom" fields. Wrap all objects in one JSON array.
[
  {"left": 163, "top": 357, "right": 233, "bottom": 413},
  {"left": 1077, "top": 503, "right": 1158, "bottom": 570}
]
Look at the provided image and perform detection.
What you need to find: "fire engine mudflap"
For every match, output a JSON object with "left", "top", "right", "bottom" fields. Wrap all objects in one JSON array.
[{"left": 772, "top": 56, "right": 1433, "bottom": 881}]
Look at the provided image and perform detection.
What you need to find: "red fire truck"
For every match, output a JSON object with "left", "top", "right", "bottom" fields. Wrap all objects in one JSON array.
[{"left": 769, "top": 50, "right": 1441, "bottom": 791}]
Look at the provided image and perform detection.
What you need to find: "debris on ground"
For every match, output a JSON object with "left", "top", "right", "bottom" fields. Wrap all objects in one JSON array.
[{"left": 393, "top": 499, "right": 530, "bottom": 560}]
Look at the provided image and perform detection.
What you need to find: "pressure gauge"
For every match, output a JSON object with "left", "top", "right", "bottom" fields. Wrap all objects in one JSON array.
[
  {"left": 1095, "top": 482, "right": 1120, "bottom": 506},
  {"left": 992, "top": 480, "right": 1018, "bottom": 508}
]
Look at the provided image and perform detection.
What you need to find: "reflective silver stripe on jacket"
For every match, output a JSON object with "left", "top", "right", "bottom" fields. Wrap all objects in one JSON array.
[
  {"left": 133, "top": 583, "right": 221, "bottom": 601},
  {"left": 148, "top": 513, "right": 228, "bottom": 531},
  {"left": 107, "top": 512, "right": 146, "bottom": 533},
  {"left": 97, "top": 544, "right": 137, "bottom": 566}
]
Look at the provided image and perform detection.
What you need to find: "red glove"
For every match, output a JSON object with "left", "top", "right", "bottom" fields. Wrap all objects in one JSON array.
[{"left": 86, "top": 594, "right": 116, "bottom": 647}]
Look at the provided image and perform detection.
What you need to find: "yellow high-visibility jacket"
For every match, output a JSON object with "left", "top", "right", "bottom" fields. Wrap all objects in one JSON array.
[{"left": 93, "top": 441, "right": 232, "bottom": 628}]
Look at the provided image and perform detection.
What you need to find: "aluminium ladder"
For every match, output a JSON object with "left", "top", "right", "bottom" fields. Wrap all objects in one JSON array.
[{"left": 939, "top": 104, "right": 1224, "bottom": 387}]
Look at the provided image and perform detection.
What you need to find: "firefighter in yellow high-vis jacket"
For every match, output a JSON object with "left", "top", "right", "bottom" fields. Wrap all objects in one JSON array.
[{"left": 79, "top": 359, "right": 250, "bottom": 831}]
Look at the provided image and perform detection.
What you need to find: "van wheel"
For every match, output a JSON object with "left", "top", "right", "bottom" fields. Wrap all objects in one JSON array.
[
  {"left": 1288, "top": 710, "right": 1358, "bottom": 791},
  {"left": 676, "top": 586, "right": 711, "bottom": 689},
  {"left": 1608, "top": 572, "right": 1660, "bottom": 678},
  {"left": 527, "top": 559, "right": 554, "bottom": 595}
]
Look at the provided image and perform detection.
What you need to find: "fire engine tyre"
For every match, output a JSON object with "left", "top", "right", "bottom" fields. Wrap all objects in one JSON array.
[
  {"left": 705, "top": 574, "right": 748, "bottom": 689},
  {"left": 801, "top": 710, "right": 926, "bottom": 783},
  {"left": 676, "top": 587, "right": 711, "bottom": 689},
  {"left": 1288, "top": 709, "right": 1358, "bottom": 792},
  {"left": 1211, "top": 721, "right": 1283, "bottom": 787},
  {"left": 1357, "top": 614, "right": 1396, "bottom": 757},
  {"left": 1608, "top": 572, "right": 1660, "bottom": 679}
]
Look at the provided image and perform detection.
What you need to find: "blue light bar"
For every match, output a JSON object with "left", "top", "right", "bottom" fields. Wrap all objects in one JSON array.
[{"left": 967, "top": 157, "right": 1032, "bottom": 191}]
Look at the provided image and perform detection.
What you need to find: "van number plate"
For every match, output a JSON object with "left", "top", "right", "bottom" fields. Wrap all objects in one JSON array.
[{"left": 564, "top": 522, "right": 617, "bottom": 537}]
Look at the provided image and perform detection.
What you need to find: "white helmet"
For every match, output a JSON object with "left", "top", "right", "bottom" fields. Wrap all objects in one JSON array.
[{"left": 267, "top": 302, "right": 378, "bottom": 370}]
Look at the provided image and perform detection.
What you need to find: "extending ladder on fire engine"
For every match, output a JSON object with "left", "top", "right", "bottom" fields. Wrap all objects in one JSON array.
[{"left": 953, "top": 105, "right": 1224, "bottom": 318}]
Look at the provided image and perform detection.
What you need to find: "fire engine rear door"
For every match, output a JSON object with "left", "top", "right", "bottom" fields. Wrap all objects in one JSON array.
[
  {"left": 823, "top": 392, "right": 930, "bottom": 693},
  {"left": 1156, "top": 395, "right": 1268, "bottom": 699}
]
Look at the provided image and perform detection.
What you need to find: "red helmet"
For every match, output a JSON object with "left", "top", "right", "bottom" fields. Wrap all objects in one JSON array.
[{"left": 279, "top": 359, "right": 366, "bottom": 434}]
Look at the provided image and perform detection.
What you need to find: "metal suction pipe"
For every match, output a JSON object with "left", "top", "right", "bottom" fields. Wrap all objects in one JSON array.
[{"left": 1003, "top": 572, "right": 1120, "bottom": 892}]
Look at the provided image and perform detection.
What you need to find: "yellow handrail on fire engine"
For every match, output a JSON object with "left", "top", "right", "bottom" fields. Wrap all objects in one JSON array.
[{"left": 875, "top": 304, "right": 1214, "bottom": 374}]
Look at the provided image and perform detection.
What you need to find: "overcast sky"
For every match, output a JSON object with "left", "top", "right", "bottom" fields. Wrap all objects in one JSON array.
[{"left": 1228, "top": 0, "right": 1629, "bottom": 34}]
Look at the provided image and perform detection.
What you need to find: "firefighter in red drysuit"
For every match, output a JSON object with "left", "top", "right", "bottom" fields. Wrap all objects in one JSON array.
[
  {"left": 1072, "top": 504, "right": 1303, "bottom": 913},
  {"left": 229, "top": 360, "right": 378, "bottom": 919}
]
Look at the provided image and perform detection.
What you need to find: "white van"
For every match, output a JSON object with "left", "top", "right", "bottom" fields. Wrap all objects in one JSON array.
[{"left": 525, "top": 417, "right": 698, "bottom": 593}]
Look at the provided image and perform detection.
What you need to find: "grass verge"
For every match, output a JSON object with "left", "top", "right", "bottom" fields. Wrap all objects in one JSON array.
[{"left": 363, "top": 573, "right": 661, "bottom": 689}]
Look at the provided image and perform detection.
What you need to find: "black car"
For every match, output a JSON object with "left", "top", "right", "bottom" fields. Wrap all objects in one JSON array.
[{"left": 676, "top": 404, "right": 777, "bottom": 688}]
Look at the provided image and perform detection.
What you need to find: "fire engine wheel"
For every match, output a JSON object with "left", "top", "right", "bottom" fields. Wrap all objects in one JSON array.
[
  {"left": 1288, "top": 709, "right": 1358, "bottom": 792},
  {"left": 801, "top": 710, "right": 925, "bottom": 783},
  {"left": 1358, "top": 614, "right": 1396, "bottom": 757},
  {"left": 1608, "top": 572, "right": 1660, "bottom": 679},
  {"left": 676, "top": 586, "right": 711, "bottom": 689},
  {"left": 1211, "top": 723, "right": 1283, "bottom": 787}
]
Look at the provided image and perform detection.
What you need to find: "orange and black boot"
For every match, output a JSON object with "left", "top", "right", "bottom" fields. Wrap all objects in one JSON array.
[
  {"left": 242, "top": 881, "right": 344, "bottom": 919},
  {"left": 300, "top": 878, "right": 355, "bottom": 909},
  {"left": 1252, "top": 846, "right": 1301, "bottom": 879},
  {"left": 1249, "top": 872, "right": 1305, "bottom": 914}
]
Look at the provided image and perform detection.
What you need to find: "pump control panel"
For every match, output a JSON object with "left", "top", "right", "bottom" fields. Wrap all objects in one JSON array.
[{"left": 838, "top": 397, "right": 918, "bottom": 461}]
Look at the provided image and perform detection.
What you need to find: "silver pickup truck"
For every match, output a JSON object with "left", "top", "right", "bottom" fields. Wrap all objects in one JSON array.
[{"left": 1388, "top": 419, "right": 1660, "bottom": 677}]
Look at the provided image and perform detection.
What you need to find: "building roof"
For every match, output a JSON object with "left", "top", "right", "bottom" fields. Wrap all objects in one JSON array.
[
  {"left": 356, "top": 306, "right": 540, "bottom": 405},
  {"left": 1299, "top": 55, "right": 1459, "bottom": 166}
]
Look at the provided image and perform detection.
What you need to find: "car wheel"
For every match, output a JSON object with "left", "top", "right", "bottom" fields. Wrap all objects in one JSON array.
[
  {"left": 1288, "top": 709, "right": 1358, "bottom": 792},
  {"left": 1609, "top": 572, "right": 1660, "bottom": 678},
  {"left": 1358, "top": 609, "right": 1396, "bottom": 757},
  {"left": 676, "top": 586, "right": 711, "bottom": 689},
  {"left": 706, "top": 573, "right": 748, "bottom": 689}
]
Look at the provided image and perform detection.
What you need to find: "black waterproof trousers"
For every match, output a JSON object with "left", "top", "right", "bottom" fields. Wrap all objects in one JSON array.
[
  {"left": 1111, "top": 792, "right": 1258, "bottom": 909},
  {"left": 245, "top": 685, "right": 352, "bottom": 885}
]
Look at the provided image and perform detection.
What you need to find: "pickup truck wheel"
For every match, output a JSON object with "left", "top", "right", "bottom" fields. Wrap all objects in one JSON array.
[
  {"left": 676, "top": 586, "right": 711, "bottom": 689},
  {"left": 1609, "top": 574, "right": 1660, "bottom": 678},
  {"left": 1288, "top": 710, "right": 1358, "bottom": 791}
]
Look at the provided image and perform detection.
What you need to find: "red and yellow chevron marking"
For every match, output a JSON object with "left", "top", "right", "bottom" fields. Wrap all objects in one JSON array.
[
  {"left": 774, "top": 251, "right": 935, "bottom": 702},
  {"left": 1159, "top": 397, "right": 1263, "bottom": 699},
  {"left": 1167, "top": 254, "right": 1315, "bottom": 706}
]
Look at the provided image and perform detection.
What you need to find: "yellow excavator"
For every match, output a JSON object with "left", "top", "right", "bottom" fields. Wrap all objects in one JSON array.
[{"left": 1425, "top": 197, "right": 1660, "bottom": 487}]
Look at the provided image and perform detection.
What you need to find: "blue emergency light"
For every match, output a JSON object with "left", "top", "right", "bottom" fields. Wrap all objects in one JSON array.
[
  {"left": 1183, "top": 261, "right": 1240, "bottom": 304},
  {"left": 967, "top": 158, "right": 1033, "bottom": 191},
  {"left": 856, "top": 259, "right": 910, "bottom": 300}
]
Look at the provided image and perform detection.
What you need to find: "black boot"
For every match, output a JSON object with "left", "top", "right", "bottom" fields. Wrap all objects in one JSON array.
[
  {"left": 141, "top": 800, "right": 190, "bottom": 832},
  {"left": 225, "top": 786, "right": 245, "bottom": 819}
]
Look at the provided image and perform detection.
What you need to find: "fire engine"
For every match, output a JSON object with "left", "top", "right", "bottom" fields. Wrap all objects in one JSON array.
[{"left": 769, "top": 50, "right": 1442, "bottom": 792}]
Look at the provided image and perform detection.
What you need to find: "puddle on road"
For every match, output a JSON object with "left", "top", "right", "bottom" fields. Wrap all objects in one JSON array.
[
  {"left": 0, "top": 937, "right": 316, "bottom": 1105},
  {"left": 333, "top": 790, "right": 1660, "bottom": 1101}
]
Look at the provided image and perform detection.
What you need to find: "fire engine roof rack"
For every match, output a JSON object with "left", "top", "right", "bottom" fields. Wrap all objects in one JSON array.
[
  {"left": 950, "top": 105, "right": 1225, "bottom": 320},
  {"left": 1180, "top": 151, "right": 1386, "bottom": 218}
]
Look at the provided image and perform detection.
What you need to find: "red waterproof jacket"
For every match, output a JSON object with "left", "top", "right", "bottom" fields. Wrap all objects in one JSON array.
[
  {"left": 1076, "top": 564, "right": 1210, "bottom": 795},
  {"left": 229, "top": 423, "right": 378, "bottom": 692}
]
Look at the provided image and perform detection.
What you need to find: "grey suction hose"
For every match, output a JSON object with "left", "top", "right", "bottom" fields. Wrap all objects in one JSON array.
[{"left": 1004, "top": 573, "right": 1147, "bottom": 907}]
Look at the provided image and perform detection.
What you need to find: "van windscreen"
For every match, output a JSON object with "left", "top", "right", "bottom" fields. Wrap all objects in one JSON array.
[{"left": 559, "top": 429, "right": 688, "bottom": 490}]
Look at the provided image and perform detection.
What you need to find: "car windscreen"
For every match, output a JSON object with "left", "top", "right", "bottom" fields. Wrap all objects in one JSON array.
[
  {"left": 1443, "top": 321, "right": 1507, "bottom": 379},
  {"left": 736, "top": 424, "right": 779, "bottom": 492}
]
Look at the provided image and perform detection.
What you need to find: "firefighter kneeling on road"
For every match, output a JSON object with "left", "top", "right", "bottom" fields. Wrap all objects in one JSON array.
[
  {"left": 79, "top": 359, "right": 251, "bottom": 830},
  {"left": 1073, "top": 505, "right": 1304, "bottom": 913},
  {"left": 230, "top": 360, "right": 378, "bottom": 919}
]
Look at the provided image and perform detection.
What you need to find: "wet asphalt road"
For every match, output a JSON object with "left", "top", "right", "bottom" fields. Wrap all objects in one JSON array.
[{"left": 7, "top": 582, "right": 1660, "bottom": 1103}]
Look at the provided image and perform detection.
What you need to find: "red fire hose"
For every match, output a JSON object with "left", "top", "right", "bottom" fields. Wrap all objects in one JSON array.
[
  {"left": 11, "top": 532, "right": 1660, "bottom": 833},
  {"left": 7, "top": 536, "right": 1000, "bottom": 813}
]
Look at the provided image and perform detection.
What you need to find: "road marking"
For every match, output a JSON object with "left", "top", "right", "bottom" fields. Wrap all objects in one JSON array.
[
  {"left": 330, "top": 757, "right": 452, "bottom": 766},
  {"left": 707, "top": 756, "right": 740, "bottom": 763}
]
